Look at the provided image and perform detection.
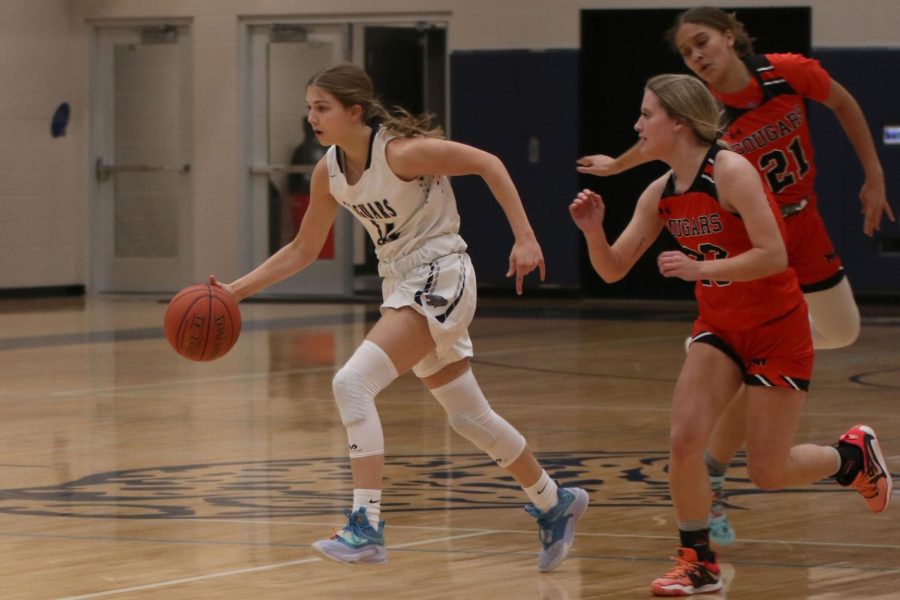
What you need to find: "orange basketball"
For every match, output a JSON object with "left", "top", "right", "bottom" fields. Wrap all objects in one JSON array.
[{"left": 164, "top": 284, "right": 241, "bottom": 361}]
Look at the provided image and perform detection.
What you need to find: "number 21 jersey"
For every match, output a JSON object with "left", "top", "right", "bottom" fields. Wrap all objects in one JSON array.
[{"left": 715, "top": 53, "right": 830, "bottom": 208}]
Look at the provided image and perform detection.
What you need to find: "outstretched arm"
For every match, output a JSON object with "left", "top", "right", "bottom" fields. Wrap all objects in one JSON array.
[
  {"left": 822, "top": 79, "right": 895, "bottom": 235},
  {"left": 570, "top": 177, "right": 665, "bottom": 283},
  {"left": 387, "top": 136, "right": 544, "bottom": 295},
  {"left": 212, "top": 159, "right": 338, "bottom": 301},
  {"left": 576, "top": 143, "right": 653, "bottom": 177}
]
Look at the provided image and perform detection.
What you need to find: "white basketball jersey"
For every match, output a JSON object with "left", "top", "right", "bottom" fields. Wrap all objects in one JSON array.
[{"left": 326, "top": 126, "right": 466, "bottom": 263}]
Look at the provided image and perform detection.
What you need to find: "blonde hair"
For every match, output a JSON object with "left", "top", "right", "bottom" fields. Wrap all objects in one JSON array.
[
  {"left": 307, "top": 63, "right": 443, "bottom": 138},
  {"left": 646, "top": 74, "right": 723, "bottom": 145},
  {"left": 666, "top": 7, "right": 756, "bottom": 58}
]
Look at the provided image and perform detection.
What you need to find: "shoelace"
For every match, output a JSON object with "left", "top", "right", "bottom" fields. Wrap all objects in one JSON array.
[
  {"left": 525, "top": 506, "right": 559, "bottom": 546},
  {"left": 662, "top": 556, "right": 702, "bottom": 581},
  {"left": 710, "top": 519, "right": 729, "bottom": 534},
  {"left": 330, "top": 509, "right": 366, "bottom": 540},
  {"left": 536, "top": 516, "right": 555, "bottom": 545}
]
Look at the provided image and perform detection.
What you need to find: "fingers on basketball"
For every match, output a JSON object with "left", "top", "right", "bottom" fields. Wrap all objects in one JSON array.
[{"left": 164, "top": 284, "right": 241, "bottom": 361}]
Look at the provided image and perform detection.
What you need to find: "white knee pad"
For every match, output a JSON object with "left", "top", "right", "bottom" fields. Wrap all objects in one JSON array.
[
  {"left": 448, "top": 409, "right": 526, "bottom": 467},
  {"left": 430, "top": 369, "right": 526, "bottom": 467},
  {"left": 332, "top": 340, "right": 398, "bottom": 458}
]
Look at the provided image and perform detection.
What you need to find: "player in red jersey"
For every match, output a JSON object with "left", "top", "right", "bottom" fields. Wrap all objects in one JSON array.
[
  {"left": 576, "top": 6, "right": 895, "bottom": 546},
  {"left": 569, "top": 73, "right": 891, "bottom": 596}
]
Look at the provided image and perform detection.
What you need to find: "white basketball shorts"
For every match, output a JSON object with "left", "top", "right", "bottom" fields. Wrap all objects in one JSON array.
[{"left": 380, "top": 251, "right": 476, "bottom": 378}]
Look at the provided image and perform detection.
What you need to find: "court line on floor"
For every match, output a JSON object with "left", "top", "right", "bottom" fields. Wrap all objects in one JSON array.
[
  {"left": 196, "top": 517, "right": 900, "bottom": 551},
  {"left": 19, "top": 515, "right": 891, "bottom": 553},
  {"left": 60, "top": 377, "right": 900, "bottom": 420},
  {"left": 53, "top": 530, "right": 496, "bottom": 600},
  {"left": 22, "top": 517, "right": 900, "bottom": 599},
  {"left": 51, "top": 534, "right": 900, "bottom": 600},
  {"left": 48, "top": 365, "right": 336, "bottom": 398},
  {"left": 43, "top": 334, "right": 680, "bottom": 399},
  {"left": 55, "top": 557, "right": 323, "bottom": 600}
]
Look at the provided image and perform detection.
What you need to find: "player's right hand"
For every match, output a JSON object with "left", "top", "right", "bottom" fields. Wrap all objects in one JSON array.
[
  {"left": 568, "top": 189, "right": 606, "bottom": 233},
  {"left": 576, "top": 154, "right": 619, "bottom": 176},
  {"left": 208, "top": 274, "right": 238, "bottom": 300}
]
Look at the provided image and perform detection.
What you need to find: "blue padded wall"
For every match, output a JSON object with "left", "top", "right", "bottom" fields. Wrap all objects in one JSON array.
[
  {"left": 449, "top": 50, "right": 580, "bottom": 291},
  {"left": 810, "top": 49, "right": 900, "bottom": 295}
]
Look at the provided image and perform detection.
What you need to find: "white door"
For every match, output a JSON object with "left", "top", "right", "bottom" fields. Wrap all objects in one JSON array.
[
  {"left": 246, "top": 24, "right": 353, "bottom": 297},
  {"left": 91, "top": 26, "right": 192, "bottom": 293}
]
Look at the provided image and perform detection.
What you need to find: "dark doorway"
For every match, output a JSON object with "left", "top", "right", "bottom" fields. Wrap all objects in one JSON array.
[
  {"left": 579, "top": 7, "right": 811, "bottom": 299},
  {"left": 358, "top": 26, "right": 447, "bottom": 285},
  {"left": 365, "top": 25, "right": 447, "bottom": 127}
]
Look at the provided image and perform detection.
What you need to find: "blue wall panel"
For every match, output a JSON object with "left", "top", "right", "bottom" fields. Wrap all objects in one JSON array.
[
  {"left": 450, "top": 50, "right": 580, "bottom": 291},
  {"left": 810, "top": 49, "right": 900, "bottom": 295}
]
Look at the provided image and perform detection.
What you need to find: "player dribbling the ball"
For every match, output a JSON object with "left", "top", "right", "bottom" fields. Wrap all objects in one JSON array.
[{"left": 210, "top": 63, "right": 587, "bottom": 571}]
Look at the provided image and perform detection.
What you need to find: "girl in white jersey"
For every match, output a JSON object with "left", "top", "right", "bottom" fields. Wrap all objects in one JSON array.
[{"left": 211, "top": 63, "right": 587, "bottom": 570}]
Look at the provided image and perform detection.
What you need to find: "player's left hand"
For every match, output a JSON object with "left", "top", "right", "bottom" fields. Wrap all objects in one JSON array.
[
  {"left": 507, "top": 236, "right": 546, "bottom": 295},
  {"left": 657, "top": 250, "right": 701, "bottom": 281},
  {"left": 860, "top": 176, "right": 896, "bottom": 236}
]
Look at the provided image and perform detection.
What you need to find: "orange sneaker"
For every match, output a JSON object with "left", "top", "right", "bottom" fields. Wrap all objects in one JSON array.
[
  {"left": 839, "top": 425, "right": 892, "bottom": 512},
  {"left": 650, "top": 547, "right": 721, "bottom": 596}
]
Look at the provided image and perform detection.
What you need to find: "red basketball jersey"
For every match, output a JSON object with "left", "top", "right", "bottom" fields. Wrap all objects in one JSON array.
[
  {"left": 658, "top": 146, "right": 804, "bottom": 330},
  {"left": 713, "top": 53, "right": 831, "bottom": 208}
]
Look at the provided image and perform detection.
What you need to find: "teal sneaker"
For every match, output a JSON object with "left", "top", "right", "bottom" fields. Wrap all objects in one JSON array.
[
  {"left": 709, "top": 475, "right": 735, "bottom": 546},
  {"left": 311, "top": 507, "right": 387, "bottom": 565},
  {"left": 525, "top": 487, "right": 589, "bottom": 572}
]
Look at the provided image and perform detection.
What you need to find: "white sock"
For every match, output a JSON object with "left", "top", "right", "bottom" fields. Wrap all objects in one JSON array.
[
  {"left": 353, "top": 488, "right": 382, "bottom": 529},
  {"left": 830, "top": 446, "right": 842, "bottom": 477},
  {"left": 524, "top": 470, "right": 558, "bottom": 513}
]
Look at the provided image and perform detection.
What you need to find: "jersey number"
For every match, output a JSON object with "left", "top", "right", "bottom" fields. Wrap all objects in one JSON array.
[
  {"left": 681, "top": 243, "right": 730, "bottom": 287},
  {"left": 373, "top": 220, "right": 399, "bottom": 245},
  {"left": 758, "top": 137, "right": 810, "bottom": 194}
]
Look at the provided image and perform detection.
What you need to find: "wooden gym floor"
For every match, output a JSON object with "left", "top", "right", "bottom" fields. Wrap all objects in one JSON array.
[{"left": 0, "top": 293, "right": 897, "bottom": 599}]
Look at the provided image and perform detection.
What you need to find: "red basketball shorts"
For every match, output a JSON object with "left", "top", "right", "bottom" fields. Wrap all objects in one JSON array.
[
  {"left": 784, "top": 204, "right": 844, "bottom": 293},
  {"left": 690, "top": 301, "right": 814, "bottom": 391}
]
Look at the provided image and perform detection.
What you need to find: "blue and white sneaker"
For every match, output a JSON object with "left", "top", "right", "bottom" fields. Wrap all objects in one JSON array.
[
  {"left": 311, "top": 507, "right": 387, "bottom": 565},
  {"left": 525, "top": 487, "right": 589, "bottom": 572},
  {"left": 709, "top": 475, "right": 735, "bottom": 546}
]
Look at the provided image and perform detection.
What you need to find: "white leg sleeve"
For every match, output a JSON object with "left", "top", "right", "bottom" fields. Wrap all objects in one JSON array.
[
  {"left": 332, "top": 340, "right": 398, "bottom": 459},
  {"left": 429, "top": 369, "right": 526, "bottom": 467},
  {"left": 805, "top": 277, "right": 860, "bottom": 350}
]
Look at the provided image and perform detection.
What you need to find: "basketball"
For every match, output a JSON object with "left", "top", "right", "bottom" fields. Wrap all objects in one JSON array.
[{"left": 164, "top": 284, "right": 241, "bottom": 361}]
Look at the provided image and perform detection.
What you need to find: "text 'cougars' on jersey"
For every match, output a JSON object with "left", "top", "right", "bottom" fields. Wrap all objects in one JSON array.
[
  {"left": 727, "top": 104, "right": 804, "bottom": 155},
  {"left": 345, "top": 198, "right": 398, "bottom": 221},
  {"left": 666, "top": 213, "right": 724, "bottom": 238}
]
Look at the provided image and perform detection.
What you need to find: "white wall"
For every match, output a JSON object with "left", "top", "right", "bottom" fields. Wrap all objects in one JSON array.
[
  {"left": 76, "top": 0, "right": 900, "bottom": 50},
  {"left": 0, "top": 1, "right": 86, "bottom": 289},
  {"left": 2, "top": 0, "right": 898, "bottom": 291},
  {"left": 578, "top": 0, "right": 900, "bottom": 49}
]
